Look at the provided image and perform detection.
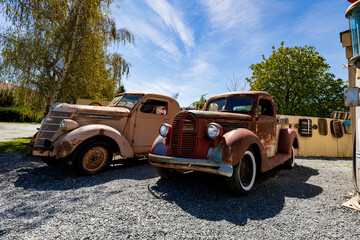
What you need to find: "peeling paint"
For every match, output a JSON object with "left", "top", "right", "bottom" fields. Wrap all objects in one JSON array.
[
  {"left": 207, "top": 143, "right": 223, "bottom": 163},
  {"left": 154, "top": 142, "right": 168, "bottom": 156}
]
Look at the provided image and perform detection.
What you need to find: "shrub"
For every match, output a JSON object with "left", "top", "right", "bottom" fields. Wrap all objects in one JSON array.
[
  {"left": 0, "top": 89, "right": 15, "bottom": 107},
  {"left": 0, "top": 107, "right": 42, "bottom": 122}
]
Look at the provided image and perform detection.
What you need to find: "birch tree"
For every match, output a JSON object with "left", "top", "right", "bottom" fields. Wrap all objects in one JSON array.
[{"left": 0, "top": 0, "right": 134, "bottom": 114}]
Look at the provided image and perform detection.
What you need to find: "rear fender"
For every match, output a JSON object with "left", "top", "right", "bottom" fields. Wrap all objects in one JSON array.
[
  {"left": 54, "top": 124, "right": 134, "bottom": 159},
  {"left": 217, "top": 128, "right": 270, "bottom": 171},
  {"left": 278, "top": 129, "right": 299, "bottom": 154}
]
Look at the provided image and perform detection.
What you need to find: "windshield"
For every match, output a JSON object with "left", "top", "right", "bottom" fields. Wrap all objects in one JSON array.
[
  {"left": 108, "top": 94, "right": 142, "bottom": 109},
  {"left": 206, "top": 97, "right": 253, "bottom": 112}
]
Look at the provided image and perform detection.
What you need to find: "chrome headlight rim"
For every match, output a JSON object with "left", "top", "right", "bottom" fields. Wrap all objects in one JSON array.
[
  {"left": 59, "top": 119, "right": 79, "bottom": 131},
  {"left": 159, "top": 123, "right": 171, "bottom": 137},
  {"left": 59, "top": 120, "right": 66, "bottom": 130},
  {"left": 207, "top": 123, "right": 222, "bottom": 139}
]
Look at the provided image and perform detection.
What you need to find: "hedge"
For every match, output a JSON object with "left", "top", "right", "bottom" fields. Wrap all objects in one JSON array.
[{"left": 0, "top": 107, "right": 41, "bottom": 122}]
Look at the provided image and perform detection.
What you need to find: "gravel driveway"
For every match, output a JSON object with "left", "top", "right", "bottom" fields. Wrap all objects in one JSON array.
[{"left": 0, "top": 154, "right": 360, "bottom": 239}]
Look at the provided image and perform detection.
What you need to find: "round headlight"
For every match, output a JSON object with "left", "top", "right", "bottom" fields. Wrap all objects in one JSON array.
[
  {"left": 59, "top": 120, "right": 66, "bottom": 130},
  {"left": 59, "top": 119, "right": 79, "bottom": 131},
  {"left": 159, "top": 124, "right": 171, "bottom": 137},
  {"left": 207, "top": 123, "right": 222, "bottom": 139}
]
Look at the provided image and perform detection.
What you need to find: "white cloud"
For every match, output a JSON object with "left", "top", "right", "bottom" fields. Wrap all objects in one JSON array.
[
  {"left": 145, "top": 0, "right": 195, "bottom": 50},
  {"left": 183, "top": 58, "right": 218, "bottom": 80},
  {"left": 201, "top": 0, "right": 261, "bottom": 31},
  {"left": 113, "top": 2, "right": 182, "bottom": 59},
  {"left": 123, "top": 77, "right": 198, "bottom": 106},
  {"left": 123, "top": 57, "right": 221, "bottom": 106}
]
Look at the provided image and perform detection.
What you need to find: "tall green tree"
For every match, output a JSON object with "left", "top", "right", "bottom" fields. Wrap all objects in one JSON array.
[
  {"left": 0, "top": 0, "right": 134, "bottom": 114},
  {"left": 246, "top": 42, "right": 347, "bottom": 118}
]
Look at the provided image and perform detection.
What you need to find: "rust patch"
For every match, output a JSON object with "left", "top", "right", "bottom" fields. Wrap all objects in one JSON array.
[
  {"left": 56, "top": 140, "right": 73, "bottom": 156},
  {"left": 99, "top": 128, "right": 105, "bottom": 135}
]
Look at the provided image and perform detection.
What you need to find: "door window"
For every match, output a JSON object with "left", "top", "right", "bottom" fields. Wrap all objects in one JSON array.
[
  {"left": 140, "top": 99, "right": 168, "bottom": 115},
  {"left": 258, "top": 99, "right": 274, "bottom": 116}
]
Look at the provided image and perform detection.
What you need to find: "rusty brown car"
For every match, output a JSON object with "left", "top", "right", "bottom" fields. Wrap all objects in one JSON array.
[
  {"left": 26, "top": 92, "right": 180, "bottom": 175},
  {"left": 148, "top": 91, "right": 299, "bottom": 195}
]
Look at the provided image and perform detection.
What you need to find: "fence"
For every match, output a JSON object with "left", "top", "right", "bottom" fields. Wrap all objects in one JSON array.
[{"left": 283, "top": 115, "right": 352, "bottom": 158}]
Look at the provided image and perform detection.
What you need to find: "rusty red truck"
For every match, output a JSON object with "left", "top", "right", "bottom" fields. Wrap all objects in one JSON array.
[{"left": 148, "top": 91, "right": 299, "bottom": 196}]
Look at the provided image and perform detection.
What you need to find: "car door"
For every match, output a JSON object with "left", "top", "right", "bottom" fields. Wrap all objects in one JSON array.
[
  {"left": 256, "top": 97, "right": 277, "bottom": 158},
  {"left": 131, "top": 97, "right": 172, "bottom": 154}
]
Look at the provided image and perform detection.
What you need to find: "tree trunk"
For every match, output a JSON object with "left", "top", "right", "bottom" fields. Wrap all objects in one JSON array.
[{"left": 51, "top": 0, "right": 85, "bottom": 106}]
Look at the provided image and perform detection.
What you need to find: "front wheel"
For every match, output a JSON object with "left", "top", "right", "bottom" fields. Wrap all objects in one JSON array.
[
  {"left": 284, "top": 147, "right": 295, "bottom": 169},
  {"left": 72, "top": 141, "right": 113, "bottom": 175},
  {"left": 227, "top": 149, "right": 257, "bottom": 196}
]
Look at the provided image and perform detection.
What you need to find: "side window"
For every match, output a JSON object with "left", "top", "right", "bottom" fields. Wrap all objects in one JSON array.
[
  {"left": 140, "top": 99, "right": 168, "bottom": 115},
  {"left": 258, "top": 99, "right": 274, "bottom": 116}
]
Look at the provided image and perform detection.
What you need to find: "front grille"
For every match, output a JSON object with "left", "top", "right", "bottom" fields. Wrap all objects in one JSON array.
[
  {"left": 170, "top": 112, "right": 198, "bottom": 158},
  {"left": 35, "top": 110, "right": 74, "bottom": 148}
]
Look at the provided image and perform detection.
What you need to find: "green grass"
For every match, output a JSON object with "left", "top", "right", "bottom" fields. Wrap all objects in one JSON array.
[{"left": 0, "top": 137, "right": 32, "bottom": 155}]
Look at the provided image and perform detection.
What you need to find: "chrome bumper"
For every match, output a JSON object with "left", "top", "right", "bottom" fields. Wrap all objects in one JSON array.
[{"left": 148, "top": 153, "right": 233, "bottom": 177}]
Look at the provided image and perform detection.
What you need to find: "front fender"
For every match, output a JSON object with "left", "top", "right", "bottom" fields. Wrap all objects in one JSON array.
[
  {"left": 151, "top": 135, "right": 169, "bottom": 156},
  {"left": 54, "top": 124, "right": 134, "bottom": 159},
  {"left": 209, "top": 128, "right": 268, "bottom": 169},
  {"left": 278, "top": 128, "right": 299, "bottom": 154}
]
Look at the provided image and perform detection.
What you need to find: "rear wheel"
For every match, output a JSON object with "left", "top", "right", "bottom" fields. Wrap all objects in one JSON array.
[
  {"left": 284, "top": 147, "right": 295, "bottom": 169},
  {"left": 41, "top": 157, "right": 69, "bottom": 166},
  {"left": 227, "top": 149, "right": 257, "bottom": 196},
  {"left": 72, "top": 141, "right": 113, "bottom": 175}
]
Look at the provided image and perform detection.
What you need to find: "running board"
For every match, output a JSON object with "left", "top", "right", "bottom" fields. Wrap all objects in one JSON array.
[{"left": 268, "top": 153, "right": 291, "bottom": 169}]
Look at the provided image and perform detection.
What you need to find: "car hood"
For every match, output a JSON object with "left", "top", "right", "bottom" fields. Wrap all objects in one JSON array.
[
  {"left": 52, "top": 103, "right": 130, "bottom": 116},
  {"left": 189, "top": 110, "right": 252, "bottom": 121}
]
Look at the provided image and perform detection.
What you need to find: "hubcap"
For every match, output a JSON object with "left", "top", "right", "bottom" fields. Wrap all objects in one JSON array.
[
  {"left": 83, "top": 146, "right": 108, "bottom": 172},
  {"left": 240, "top": 154, "right": 254, "bottom": 188}
]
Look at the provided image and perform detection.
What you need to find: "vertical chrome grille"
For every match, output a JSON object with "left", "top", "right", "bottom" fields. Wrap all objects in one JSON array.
[
  {"left": 170, "top": 112, "right": 198, "bottom": 158},
  {"left": 35, "top": 110, "right": 74, "bottom": 147}
]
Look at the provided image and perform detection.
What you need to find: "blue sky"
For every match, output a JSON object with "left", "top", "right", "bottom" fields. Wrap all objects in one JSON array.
[{"left": 112, "top": 0, "right": 354, "bottom": 107}]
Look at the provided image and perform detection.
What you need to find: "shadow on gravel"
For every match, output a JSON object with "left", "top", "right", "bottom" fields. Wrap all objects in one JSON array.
[
  {"left": 148, "top": 164, "right": 323, "bottom": 226},
  {"left": 13, "top": 158, "right": 157, "bottom": 191}
]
